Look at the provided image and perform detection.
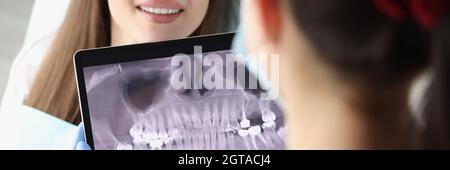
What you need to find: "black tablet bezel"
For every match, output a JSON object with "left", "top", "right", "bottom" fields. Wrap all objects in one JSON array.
[{"left": 73, "top": 32, "right": 235, "bottom": 150}]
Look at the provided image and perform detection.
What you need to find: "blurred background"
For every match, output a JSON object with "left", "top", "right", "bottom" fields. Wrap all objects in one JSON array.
[{"left": 0, "top": 0, "right": 35, "bottom": 97}]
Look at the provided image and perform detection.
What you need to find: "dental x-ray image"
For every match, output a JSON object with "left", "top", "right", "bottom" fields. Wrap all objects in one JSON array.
[{"left": 83, "top": 50, "right": 286, "bottom": 150}]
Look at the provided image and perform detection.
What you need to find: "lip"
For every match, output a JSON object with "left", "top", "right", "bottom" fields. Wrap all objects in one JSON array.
[{"left": 135, "top": 0, "right": 185, "bottom": 24}]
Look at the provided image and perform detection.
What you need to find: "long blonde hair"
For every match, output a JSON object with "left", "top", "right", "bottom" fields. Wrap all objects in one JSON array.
[{"left": 25, "top": 0, "right": 223, "bottom": 124}]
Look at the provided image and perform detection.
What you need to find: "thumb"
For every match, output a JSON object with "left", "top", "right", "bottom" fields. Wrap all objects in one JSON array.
[{"left": 76, "top": 141, "right": 92, "bottom": 150}]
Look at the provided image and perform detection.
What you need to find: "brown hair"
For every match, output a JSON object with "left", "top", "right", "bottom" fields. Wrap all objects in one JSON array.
[
  {"left": 288, "top": 0, "right": 450, "bottom": 148},
  {"left": 25, "top": 0, "right": 224, "bottom": 124}
]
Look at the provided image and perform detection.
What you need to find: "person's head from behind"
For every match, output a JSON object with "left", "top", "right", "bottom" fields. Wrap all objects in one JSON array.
[
  {"left": 241, "top": 0, "right": 449, "bottom": 149},
  {"left": 25, "top": 0, "right": 230, "bottom": 124}
]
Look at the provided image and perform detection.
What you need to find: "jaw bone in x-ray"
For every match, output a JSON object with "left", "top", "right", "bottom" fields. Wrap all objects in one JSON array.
[{"left": 83, "top": 51, "right": 286, "bottom": 150}]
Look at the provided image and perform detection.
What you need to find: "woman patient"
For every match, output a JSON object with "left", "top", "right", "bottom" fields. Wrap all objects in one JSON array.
[
  {"left": 0, "top": 0, "right": 236, "bottom": 149},
  {"left": 2, "top": 0, "right": 229, "bottom": 124}
]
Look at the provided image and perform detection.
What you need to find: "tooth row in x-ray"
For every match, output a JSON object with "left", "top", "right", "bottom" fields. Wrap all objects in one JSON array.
[
  {"left": 124, "top": 96, "right": 285, "bottom": 150},
  {"left": 83, "top": 51, "right": 286, "bottom": 150}
]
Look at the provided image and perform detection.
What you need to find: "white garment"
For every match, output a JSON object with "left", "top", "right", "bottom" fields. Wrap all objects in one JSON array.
[{"left": 0, "top": 35, "right": 77, "bottom": 150}]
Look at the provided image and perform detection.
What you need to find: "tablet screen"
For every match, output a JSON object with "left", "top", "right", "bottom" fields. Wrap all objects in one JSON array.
[{"left": 78, "top": 34, "right": 286, "bottom": 150}]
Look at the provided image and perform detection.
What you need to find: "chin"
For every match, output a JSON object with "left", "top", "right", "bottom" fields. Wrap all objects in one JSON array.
[{"left": 136, "top": 33, "right": 186, "bottom": 43}]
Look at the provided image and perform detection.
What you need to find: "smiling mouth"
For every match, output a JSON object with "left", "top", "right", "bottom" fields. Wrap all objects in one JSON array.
[
  {"left": 137, "top": 5, "right": 185, "bottom": 24},
  {"left": 138, "top": 6, "right": 184, "bottom": 15}
]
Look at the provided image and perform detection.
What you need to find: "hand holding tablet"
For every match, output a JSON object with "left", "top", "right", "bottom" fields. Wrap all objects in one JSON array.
[{"left": 74, "top": 33, "right": 286, "bottom": 150}]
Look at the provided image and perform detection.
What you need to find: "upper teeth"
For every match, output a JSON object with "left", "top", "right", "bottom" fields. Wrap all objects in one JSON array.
[
  {"left": 140, "top": 6, "right": 181, "bottom": 15},
  {"left": 126, "top": 96, "right": 285, "bottom": 150}
]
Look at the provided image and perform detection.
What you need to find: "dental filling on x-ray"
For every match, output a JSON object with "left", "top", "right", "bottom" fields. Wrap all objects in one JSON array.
[{"left": 83, "top": 50, "right": 286, "bottom": 150}]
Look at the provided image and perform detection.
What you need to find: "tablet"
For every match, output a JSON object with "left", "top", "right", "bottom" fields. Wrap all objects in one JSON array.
[{"left": 74, "top": 33, "right": 286, "bottom": 150}]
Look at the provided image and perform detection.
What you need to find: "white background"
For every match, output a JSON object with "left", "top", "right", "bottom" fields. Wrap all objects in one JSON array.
[{"left": 0, "top": 0, "right": 35, "bottom": 98}]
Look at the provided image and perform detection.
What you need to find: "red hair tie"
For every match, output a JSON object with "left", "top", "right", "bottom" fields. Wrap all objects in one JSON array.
[{"left": 373, "top": 0, "right": 449, "bottom": 30}]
